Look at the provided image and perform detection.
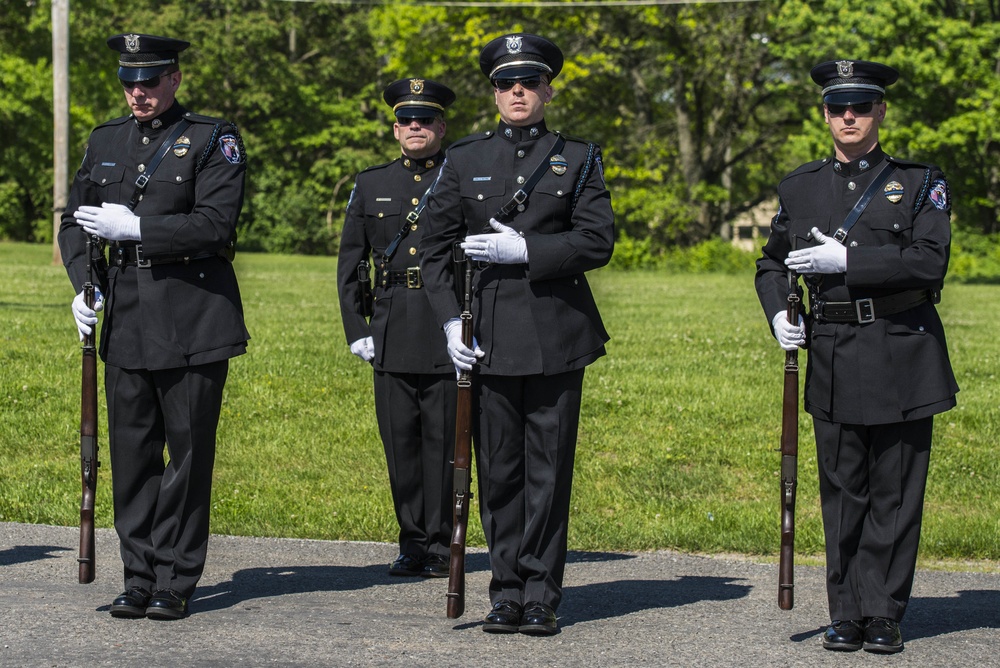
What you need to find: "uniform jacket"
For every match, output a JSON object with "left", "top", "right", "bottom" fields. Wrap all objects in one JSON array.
[
  {"left": 336, "top": 152, "right": 452, "bottom": 374},
  {"left": 58, "top": 102, "right": 249, "bottom": 370},
  {"left": 419, "top": 120, "right": 614, "bottom": 376},
  {"left": 755, "top": 145, "right": 958, "bottom": 424}
]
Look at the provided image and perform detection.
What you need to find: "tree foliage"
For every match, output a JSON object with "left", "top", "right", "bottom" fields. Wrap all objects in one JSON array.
[{"left": 1, "top": 0, "right": 997, "bottom": 251}]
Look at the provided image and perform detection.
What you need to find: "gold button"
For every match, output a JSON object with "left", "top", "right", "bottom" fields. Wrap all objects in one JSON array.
[
  {"left": 408, "top": 247, "right": 416, "bottom": 255},
  {"left": 378, "top": 212, "right": 384, "bottom": 218},
  {"left": 414, "top": 174, "right": 422, "bottom": 182},
  {"left": 410, "top": 224, "right": 418, "bottom": 231},
  {"left": 411, "top": 198, "right": 419, "bottom": 205}
]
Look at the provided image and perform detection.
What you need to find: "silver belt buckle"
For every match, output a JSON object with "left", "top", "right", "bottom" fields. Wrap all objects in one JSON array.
[
  {"left": 855, "top": 298, "right": 875, "bottom": 323},
  {"left": 405, "top": 266, "right": 422, "bottom": 289},
  {"left": 135, "top": 244, "right": 151, "bottom": 268}
]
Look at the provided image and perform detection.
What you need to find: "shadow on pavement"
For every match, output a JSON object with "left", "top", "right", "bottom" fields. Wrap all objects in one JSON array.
[{"left": 0, "top": 544, "right": 71, "bottom": 567}]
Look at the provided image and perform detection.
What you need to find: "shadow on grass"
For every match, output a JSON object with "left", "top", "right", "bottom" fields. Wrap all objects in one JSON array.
[{"left": 0, "top": 544, "right": 70, "bottom": 566}]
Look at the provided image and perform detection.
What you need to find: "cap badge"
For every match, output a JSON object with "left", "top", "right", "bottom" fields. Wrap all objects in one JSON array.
[
  {"left": 505, "top": 35, "right": 523, "bottom": 54},
  {"left": 884, "top": 181, "right": 904, "bottom": 204},
  {"left": 173, "top": 135, "right": 191, "bottom": 158},
  {"left": 125, "top": 34, "right": 141, "bottom": 54},
  {"left": 836, "top": 60, "right": 854, "bottom": 78},
  {"left": 549, "top": 154, "right": 567, "bottom": 176},
  {"left": 409, "top": 79, "right": 424, "bottom": 95}
]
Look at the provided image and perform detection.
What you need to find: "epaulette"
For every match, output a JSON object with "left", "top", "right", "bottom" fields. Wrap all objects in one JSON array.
[
  {"left": 93, "top": 115, "right": 132, "bottom": 130},
  {"left": 181, "top": 111, "right": 233, "bottom": 127},
  {"left": 781, "top": 157, "right": 828, "bottom": 183},
  {"left": 552, "top": 130, "right": 599, "bottom": 147},
  {"left": 446, "top": 131, "right": 494, "bottom": 151},
  {"left": 356, "top": 159, "right": 399, "bottom": 176},
  {"left": 885, "top": 154, "right": 935, "bottom": 170}
]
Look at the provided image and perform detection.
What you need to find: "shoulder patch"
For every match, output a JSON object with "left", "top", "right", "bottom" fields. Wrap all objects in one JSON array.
[
  {"left": 929, "top": 179, "right": 949, "bottom": 211},
  {"left": 218, "top": 134, "right": 243, "bottom": 165}
]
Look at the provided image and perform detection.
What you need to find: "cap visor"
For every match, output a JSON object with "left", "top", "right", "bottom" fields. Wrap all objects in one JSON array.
[
  {"left": 824, "top": 90, "right": 881, "bottom": 105},
  {"left": 394, "top": 106, "right": 440, "bottom": 119},
  {"left": 118, "top": 65, "right": 171, "bottom": 82},
  {"left": 492, "top": 66, "right": 548, "bottom": 81}
]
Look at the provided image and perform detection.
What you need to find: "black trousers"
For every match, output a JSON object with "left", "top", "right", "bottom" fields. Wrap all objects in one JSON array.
[
  {"left": 813, "top": 417, "right": 933, "bottom": 622},
  {"left": 475, "top": 369, "right": 584, "bottom": 610},
  {"left": 105, "top": 361, "right": 229, "bottom": 599},
  {"left": 373, "top": 370, "right": 456, "bottom": 557}
]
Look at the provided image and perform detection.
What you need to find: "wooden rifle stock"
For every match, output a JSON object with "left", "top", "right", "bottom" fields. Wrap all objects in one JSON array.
[
  {"left": 778, "top": 269, "right": 800, "bottom": 610},
  {"left": 447, "top": 245, "right": 474, "bottom": 619},
  {"left": 79, "top": 235, "right": 101, "bottom": 584}
]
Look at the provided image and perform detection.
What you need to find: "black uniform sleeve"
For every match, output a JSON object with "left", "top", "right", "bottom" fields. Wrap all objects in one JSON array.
[
  {"left": 336, "top": 178, "right": 373, "bottom": 345},
  {"left": 418, "top": 156, "right": 465, "bottom": 328}
]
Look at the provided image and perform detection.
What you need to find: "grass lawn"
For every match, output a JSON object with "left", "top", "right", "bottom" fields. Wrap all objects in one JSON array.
[{"left": 1, "top": 241, "right": 997, "bottom": 570}]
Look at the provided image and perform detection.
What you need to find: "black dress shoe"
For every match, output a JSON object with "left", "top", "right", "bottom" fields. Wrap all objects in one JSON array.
[
  {"left": 145, "top": 589, "right": 188, "bottom": 620},
  {"left": 864, "top": 617, "right": 904, "bottom": 654},
  {"left": 822, "top": 619, "right": 864, "bottom": 651},
  {"left": 482, "top": 600, "right": 522, "bottom": 633},
  {"left": 388, "top": 553, "right": 424, "bottom": 576},
  {"left": 519, "top": 601, "right": 558, "bottom": 636},
  {"left": 110, "top": 586, "right": 151, "bottom": 618},
  {"left": 421, "top": 554, "right": 449, "bottom": 578}
]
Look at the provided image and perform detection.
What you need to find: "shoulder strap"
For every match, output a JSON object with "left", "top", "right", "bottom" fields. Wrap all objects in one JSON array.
[
  {"left": 494, "top": 135, "right": 566, "bottom": 223},
  {"left": 832, "top": 162, "right": 896, "bottom": 244},
  {"left": 383, "top": 182, "right": 436, "bottom": 264},
  {"left": 127, "top": 120, "right": 191, "bottom": 211}
]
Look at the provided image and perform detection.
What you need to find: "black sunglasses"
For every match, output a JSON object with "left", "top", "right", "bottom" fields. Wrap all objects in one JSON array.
[
  {"left": 397, "top": 116, "right": 438, "bottom": 126},
  {"left": 120, "top": 75, "right": 164, "bottom": 89},
  {"left": 493, "top": 76, "right": 545, "bottom": 92},
  {"left": 826, "top": 101, "right": 876, "bottom": 116}
]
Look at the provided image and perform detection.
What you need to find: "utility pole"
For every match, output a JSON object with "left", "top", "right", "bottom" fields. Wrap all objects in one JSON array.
[{"left": 52, "top": 0, "right": 69, "bottom": 265}]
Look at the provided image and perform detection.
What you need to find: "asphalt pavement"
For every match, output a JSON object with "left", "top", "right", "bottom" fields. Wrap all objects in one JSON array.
[{"left": 1, "top": 522, "right": 997, "bottom": 667}]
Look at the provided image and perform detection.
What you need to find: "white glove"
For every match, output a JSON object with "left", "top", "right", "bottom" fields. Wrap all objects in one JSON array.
[
  {"left": 443, "top": 317, "right": 483, "bottom": 375},
  {"left": 785, "top": 227, "right": 846, "bottom": 274},
  {"left": 461, "top": 218, "right": 528, "bottom": 264},
  {"left": 349, "top": 336, "right": 374, "bottom": 362},
  {"left": 73, "top": 203, "right": 141, "bottom": 241},
  {"left": 771, "top": 310, "right": 806, "bottom": 351},
  {"left": 71, "top": 288, "right": 104, "bottom": 341}
]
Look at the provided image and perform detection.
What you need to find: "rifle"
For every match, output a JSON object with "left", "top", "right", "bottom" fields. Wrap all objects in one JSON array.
[
  {"left": 78, "top": 235, "right": 102, "bottom": 584},
  {"left": 447, "top": 243, "right": 474, "bottom": 619},
  {"left": 778, "top": 268, "right": 801, "bottom": 610}
]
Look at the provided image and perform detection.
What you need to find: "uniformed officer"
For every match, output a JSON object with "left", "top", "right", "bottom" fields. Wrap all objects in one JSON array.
[
  {"left": 336, "top": 79, "right": 458, "bottom": 578},
  {"left": 755, "top": 59, "right": 958, "bottom": 654},
  {"left": 419, "top": 34, "right": 614, "bottom": 635},
  {"left": 59, "top": 33, "right": 250, "bottom": 620}
]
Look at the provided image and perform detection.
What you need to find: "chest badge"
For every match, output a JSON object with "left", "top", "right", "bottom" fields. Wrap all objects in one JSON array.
[
  {"left": 883, "top": 180, "right": 904, "bottom": 204},
  {"left": 549, "top": 154, "right": 568, "bottom": 176},
  {"left": 173, "top": 136, "right": 191, "bottom": 157}
]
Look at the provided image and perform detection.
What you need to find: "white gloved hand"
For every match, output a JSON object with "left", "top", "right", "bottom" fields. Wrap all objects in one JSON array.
[
  {"left": 785, "top": 227, "right": 846, "bottom": 274},
  {"left": 71, "top": 288, "right": 104, "bottom": 341},
  {"left": 443, "top": 317, "right": 484, "bottom": 375},
  {"left": 771, "top": 310, "right": 806, "bottom": 351},
  {"left": 461, "top": 218, "right": 528, "bottom": 264},
  {"left": 349, "top": 336, "right": 374, "bottom": 362},
  {"left": 73, "top": 203, "right": 141, "bottom": 241}
]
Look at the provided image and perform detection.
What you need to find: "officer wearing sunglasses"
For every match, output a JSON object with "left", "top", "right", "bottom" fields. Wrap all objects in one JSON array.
[
  {"left": 755, "top": 59, "right": 957, "bottom": 655},
  {"left": 336, "top": 78, "right": 458, "bottom": 580},
  {"left": 418, "top": 33, "right": 614, "bottom": 636},
  {"left": 58, "top": 33, "right": 249, "bottom": 621}
]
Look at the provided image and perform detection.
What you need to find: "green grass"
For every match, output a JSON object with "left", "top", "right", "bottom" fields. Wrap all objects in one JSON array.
[{"left": 1, "top": 242, "right": 997, "bottom": 570}]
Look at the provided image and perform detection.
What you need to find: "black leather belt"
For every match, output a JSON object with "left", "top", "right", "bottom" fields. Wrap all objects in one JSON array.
[
  {"left": 812, "top": 289, "right": 938, "bottom": 324},
  {"left": 380, "top": 267, "right": 422, "bottom": 289},
  {"left": 112, "top": 243, "right": 221, "bottom": 268}
]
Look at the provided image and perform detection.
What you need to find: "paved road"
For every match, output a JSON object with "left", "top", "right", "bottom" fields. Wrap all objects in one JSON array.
[{"left": 1, "top": 522, "right": 997, "bottom": 667}]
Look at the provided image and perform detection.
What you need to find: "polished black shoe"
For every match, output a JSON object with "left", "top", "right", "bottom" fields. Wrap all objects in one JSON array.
[
  {"left": 519, "top": 601, "right": 558, "bottom": 636},
  {"left": 482, "top": 600, "right": 522, "bottom": 633},
  {"left": 421, "top": 554, "right": 449, "bottom": 578},
  {"left": 388, "top": 553, "right": 424, "bottom": 576},
  {"left": 822, "top": 619, "right": 864, "bottom": 651},
  {"left": 145, "top": 589, "right": 188, "bottom": 620},
  {"left": 864, "top": 617, "right": 904, "bottom": 654},
  {"left": 110, "top": 586, "right": 151, "bottom": 618}
]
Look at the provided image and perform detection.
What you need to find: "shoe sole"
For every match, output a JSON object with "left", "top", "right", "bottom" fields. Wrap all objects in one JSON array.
[
  {"left": 145, "top": 607, "right": 187, "bottom": 620},
  {"left": 110, "top": 605, "right": 146, "bottom": 619},
  {"left": 482, "top": 623, "right": 519, "bottom": 633},
  {"left": 822, "top": 641, "right": 862, "bottom": 652},
  {"left": 421, "top": 570, "right": 449, "bottom": 578},
  {"left": 388, "top": 570, "right": 423, "bottom": 576},
  {"left": 863, "top": 642, "right": 904, "bottom": 654},
  {"left": 519, "top": 624, "right": 558, "bottom": 636}
]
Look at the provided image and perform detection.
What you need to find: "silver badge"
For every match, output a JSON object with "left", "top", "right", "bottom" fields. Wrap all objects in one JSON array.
[
  {"left": 505, "top": 35, "right": 522, "bottom": 54},
  {"left": 837, "top": 60, "right": 854, "bottom": 78},
  {"left": 125, "top": 34, "right": 141, "bottom": 54}
]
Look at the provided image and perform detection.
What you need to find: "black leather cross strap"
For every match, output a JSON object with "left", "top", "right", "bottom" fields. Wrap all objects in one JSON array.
[
  {"left": 833, "top": 162, "right": 896, "bottom": 243},
  {"left": 383, "top": 184, "right": 436, "bottom": 264},
  {"left": 812, "top": 289, "right": 938, "bottom": 324},
  {"left": 494, "top": 135, "right": 566, "bottom": 223},
  {"left": 127, "top": 121, "right": 192, "bottom": 210}
]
